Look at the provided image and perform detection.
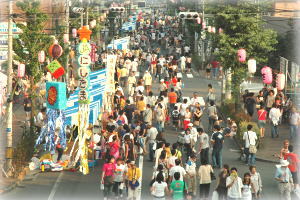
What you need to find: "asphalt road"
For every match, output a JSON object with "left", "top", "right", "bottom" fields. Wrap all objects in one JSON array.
[{"left": 2, "top": 71, "right": 283, "bottom": 200}]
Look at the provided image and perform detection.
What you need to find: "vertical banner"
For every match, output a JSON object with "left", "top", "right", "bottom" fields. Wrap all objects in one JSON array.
[{"left": 104, "top": 54, "right": 117, "bottom": 111}]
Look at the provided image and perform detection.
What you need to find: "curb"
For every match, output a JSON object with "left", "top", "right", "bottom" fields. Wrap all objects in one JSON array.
[{"left": 0, "top": 170, "right": 40, "bottom": 195}]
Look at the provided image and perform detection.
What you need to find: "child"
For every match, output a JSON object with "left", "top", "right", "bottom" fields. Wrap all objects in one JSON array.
[
  {"left": 185, "top": 154, "right": 197, "bottom": 197},
  {"left": 113, "top": 158, "right": 126, "bottom": 198},
  {"left": 172, "top": 106, "right": 180, "bottom": 131}
]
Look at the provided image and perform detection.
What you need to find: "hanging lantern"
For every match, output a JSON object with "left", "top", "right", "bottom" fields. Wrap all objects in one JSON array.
[
  {"left": 261, "top": 66, "right": 273, "bottom": 84},
  {"left": 237, "top": 48, "right": 246, "bottom": 63},
  {"left": 49, "top": 44, "right": 63, "bottom": 59},
  {"left": 218, "top": 28, "right": 223, "bottom": 34},
  {"left": 211, "top": 27, "right": 216, "bottom": 33},
  {"left": 207, "top": 26, "right": 212, "bottom": 33},
  {"left": 72, "top": 28, "right": 77, "bottom": 38},
  {"left": 202, "top": 21, "right": 206, "bottom": 29},
  {"left": 63, "top": 34, "right": 69, "bottom": 43},
  {"left": 38, "top": 50, "right": 45, "bottom": 63},
  {"left": 197, "top": 17, "right": 201, "bottom": 24},
  {"left": 247, "top": 59, "right": 256, "bottom": 74},
  {"left": 89, "top": 19, "right": 96, "bottom": 28},
  {"left": 276, "top": 73, "right": 285, "bottom": 90},
  {"left": 17, "top": 63, "right": 25, "bottom": 78}
]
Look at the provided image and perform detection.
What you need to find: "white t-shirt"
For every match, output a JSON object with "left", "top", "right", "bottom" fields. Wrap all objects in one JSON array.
[
  {"left": 199, "top": 133, "right": 210, "bottom": 149},
  {"left": 169, "top": 165, "right": 186, "bottom": 181},
  {"left": 152, "top": 182, "right": 167, "bottom": 197},
  {"left": 226, "top": 176, "right": 243, "bottom": 198},
  {"left": 114, "top": 164, "right": 125, "bottom": 182},
  {"left": 242, "top": 131, "right": 257, "bottom": 148},
  {"left": 136, "top": 85, "right": 145, "bottom": 94}
]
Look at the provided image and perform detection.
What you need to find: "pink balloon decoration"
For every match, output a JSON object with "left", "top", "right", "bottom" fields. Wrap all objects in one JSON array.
[
  {"left": 72, "top": 28, "right": 77, "bottom": 38},
  {"left": 276, "top": 73, "right": 285, "bottom": 90},
  {"left": 17, "top": 63, "right": 25, "bottom": 78},
  {"left": 218, "top": 28, "right": 223, "bottom": 34},
  {"left": 197, "top": 17, "right": 201, "bottom": 24},
  {"left": 38, "top": 50, "right": 45, "bottom": 63},
  {"left": 207, "top": 26, "right": 212, "bottom": 33},
  {"left": 237, "top": 48, "right": 246, "bottom": 63},
  {"left": 261, "top": 66, "right": 273, "bottom": 84},
  {"left": 212, "top": 27, "right": 216, "bottom": 33},
  {"left": 202, "top": 21, "right": 206, "bottom": 29}
]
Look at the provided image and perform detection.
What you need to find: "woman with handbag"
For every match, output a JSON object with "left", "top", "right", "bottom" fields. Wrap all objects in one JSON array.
[
  {"left": 198, "top": 159, "right": 214, "bottom": 200},
  {"left": 101, "top": 157, "right": 116, "bottom": 200},
  {"left": 126, "top": 161, "right": 141, "bottom": 200}
]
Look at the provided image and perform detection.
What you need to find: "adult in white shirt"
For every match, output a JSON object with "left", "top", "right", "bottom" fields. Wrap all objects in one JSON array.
[
  {"left": 242, "top": 124, "right": 258, "bottom": 166},
  {"left": 226, "top": 167, "right": 243, "bottom": 200},
  {"left": 180, "top": 55, "right": 186, "bottom": 72},
  {"left": 169, "top": 159, "right": 186, "bottom": 182},
  {"left": 150, "top": 173, "right": 169, "bottom": 199},
  {"left": 269, "top": 105, "right": 281, "bottom": 138},
  {"left": 146, "top": 124, "right": 158, "bottom": 162},
  {"left": 127, "top": 72, "right": 136, "bottom": 97},
  {"left": 143, "top": 71, "right": 152, "bottom": 94}
]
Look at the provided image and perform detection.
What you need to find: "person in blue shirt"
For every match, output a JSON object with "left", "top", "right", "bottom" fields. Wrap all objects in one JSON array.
[{"left": 274, "top": 159, "right": 294, "bottom": 200}]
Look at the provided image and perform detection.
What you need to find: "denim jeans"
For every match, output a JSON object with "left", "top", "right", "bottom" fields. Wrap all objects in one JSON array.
[
  {"left": 103, "top": 182, "right": 113, "bottom": 197},
  {"left": 149, "top": 143, "right": 155, "bottom": 161},
  {"left": 290, "top": 125, "right": 298, "bottom": 139},
  {"left": 211, "top": 67, "right": 219, "bottom": 78},
  {"left": 212, "top": 148, "right": 222, "bottom": 168},
  {"left": 156, "top": 121, "right": 163, "bottom": 132},
  {"left": 271, "top": 124, "right": 278, "bottom": 138},
  {"left": 244, "top": 148, "right": 256, "bottom": 165}
]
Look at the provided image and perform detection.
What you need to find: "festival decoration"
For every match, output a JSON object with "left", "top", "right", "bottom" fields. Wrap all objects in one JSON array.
[
  {"left": 237, "top": 48, "right": 246, "bottom": 63},
  {"left": 38, "top": 51, "right": 45, "bottom": 63},
  {"left": 49, "top": 44, "right": 63, "bottom": 58},
  {"left": 276, "top": 73, "right": 285, "bottom": 90},
  {"left": 63, "top": 34, "right": 69, "bottom": 43},
  {"left": 36, "top": 109, "right": 67, "bottom": 152},
  {"left": 77, "top": 26, "right": 92, "bottom": 41},
  {"left": 202, "top": 21, "right": 206, "bottom": 29},
  {"left": 46, "top": 60, "right": 65, "bottom": 79},
  {"left": 212, "top": 27, "right": 216, "bottom": 33},
  {"left": 261, "top": 66, "right": 273, "bottom": 84},
  {"left": 197, "top": 17, "right": 201, "bottom": 24},
  {"left": 207, "top": 26, "right": 212, "bottom": 33},
  {"left": 72, "top": 28, "right": 77, "bottom": 38},
  {"left": 17, "top": 63, "right": 25, "bottom": 78},
  {"left": 218, "top": 28, "right": 223, "bottom": 34},
  {"left": 46, "top": 82, "right": 67, "bottom": 110},
  {"left": 248, "top": 59, "right": 256, "bottom": 74},
  {"left": 89, "top": 19, "right": 96, "bottom": 28}
]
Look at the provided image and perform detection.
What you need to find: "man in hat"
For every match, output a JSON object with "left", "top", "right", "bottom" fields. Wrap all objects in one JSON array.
[{"left": 275, "top": 159, "right": 294, "bottom": 200}]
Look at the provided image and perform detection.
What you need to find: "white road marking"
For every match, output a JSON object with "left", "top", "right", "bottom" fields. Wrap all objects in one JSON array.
[
  {"left": 48, "top": 172, "right": 63, "bottom": 200},
  {"left": 137, "top": 154, "right": 144, "bottom": 200},
  {"left": 186, "top": 73, "right": 193, "bottom": 78}
]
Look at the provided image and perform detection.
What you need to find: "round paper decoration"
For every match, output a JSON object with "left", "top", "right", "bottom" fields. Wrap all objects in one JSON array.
[
  {"left": 207, "top": 26, "right": 212, "bottom": 33},
  {"left": 276, "top": 73, "right": 285, "bottom": 90},
  {"left": 261, "top": 66, "right": 273, "bottom": 84},
  {"left": 49, "top": 44, "right": 63, "bottom": 59},
  {"left": 218, "top": 28, "right": 223, "bottom": 34},
  {"left": 47, "top": 86, "right": 58, "bottom": 105},
  {"left": 212, "top": 27, "right": 216, "bottom": 33},
  {"left": 72, "top": 28, "right": 77, "bottom": 38},
  {"left": 248, "top": 59, "right": 256, "bottom": 74},
  {"left": 202, "top": 21, "right": 206, "bottom": 29},
  {"left": 197, "top": 17, "right": 201, "bottom": 24},
  {"left": 17, "top": 63, "right": 25, "bottom": 78},
  {"left": 38, "top": 51, "right": 45, "bottom": 63},
  {"left": 237, "top": 48, "right": 246, "bottom": 63},
  {"left": 89, "top": 19, "right": 96, "bottom": 28}
]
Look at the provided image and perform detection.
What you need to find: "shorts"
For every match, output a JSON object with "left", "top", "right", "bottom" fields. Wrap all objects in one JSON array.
[
  {"left": 292, "top": 171, "right": 298, "bottom": 184},
  {"left": 258, "top": 120, "right": 266, "bottom": 128}
]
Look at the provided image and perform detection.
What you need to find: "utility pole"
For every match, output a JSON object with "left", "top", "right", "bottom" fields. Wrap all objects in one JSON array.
[
  {"left": 79, "top": 0, "right": 83, "bottom": 26},
  {"left": 85, "top": 0, "right": 89, "bottom": 26},
  {"left": 6, "top": 0, "right": 13, "bottom": 176},
  {"left": 201, "top": 0, "right": 205, "bottom": 70},
  {"left": 65, "top": 0, "right": 70, "bottom": 85}
]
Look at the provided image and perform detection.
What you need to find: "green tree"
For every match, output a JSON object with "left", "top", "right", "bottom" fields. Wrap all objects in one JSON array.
[
  {"left": 13, "top": 0, "right": 52, "bottom": 132},
  {"left": 212, "top": 3, "right": 277, "bottom": 110}
]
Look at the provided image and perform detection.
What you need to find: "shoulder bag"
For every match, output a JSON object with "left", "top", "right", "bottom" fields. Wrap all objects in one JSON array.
[{"left": 248, "top": 132, "right": 257, "bottom": 154}]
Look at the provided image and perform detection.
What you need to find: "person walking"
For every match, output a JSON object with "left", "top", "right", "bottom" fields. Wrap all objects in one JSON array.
[
  {"left": 198, "top": 159, "right": 214, "bottom": 200},
  {"left": 257, "top": 105, "right": 267, "bottom": 138},
  {"left": 127, "top": 161, "right": 141, "bottom": 200},
  {"left": 185, "top": 154, "right": 197, "bottom": 197},
  {"left": 169, "top": 172, "right": 186, "bottom": 200},
  {"left": 275, "top": 159, "right": 294, "bottom": 200},
  {"left": 207, "top": 101, "right": 218, "bottom": 132},
  {"left": 143, "top": 70, "right": 152, "bottom": 94},
  {"left": 198, "top": 127, "right": 209, "bottom": 164},
  {"left": 211, "top": 125, "right": 224, "bottom": 169},
  {"left": 289, "top": 107, "right": 300, "bottom": 139},
  {"left": 216, "top": 164, "right": 230, "bottom": 200},
  {"left": 241, "top": 173, "right": 253, "bottom": 200},
  {"left": 269, "top": 104, "right": 281, "bottom": 138},
  {"left": 226, "top": 167, "right": 243, "bottom": 200},
  {"left": 113, "top": 158, "right": 126, "bottom": 198},
  {"left": 242, "top": 124, "right": 258, "bottom": 166},
  {"left": 146, "top": 124, "right": 158, "bottom": 162},
  {"left": 283, "top": 145, "right": 299, "bottom": 190},
  {"left": 150, "top": 172, "right": 169, "bottom": 200},
  {"left": 249, "top": 166, "right": 262, "bottom": 199},
  {"left": 101, "top": 157, "right": 116, "bottom": 200}
]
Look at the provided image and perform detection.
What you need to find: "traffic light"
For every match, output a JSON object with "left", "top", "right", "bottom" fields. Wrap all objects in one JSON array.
[
  {"left": 109, "top": 7, "right": 125, "bottom": 12},
  {"left": 178, "top": 12, "right": 200, "bottom": 19},
  {"left": 72, "top": 7, "right": 85, "bottom": 13}
]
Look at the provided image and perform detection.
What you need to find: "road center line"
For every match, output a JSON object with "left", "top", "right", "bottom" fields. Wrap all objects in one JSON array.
[
  {"left": 48, "top": 172, "right": 63, "bottom": 200},
  {"left": 137, "top": 154, "right": 143, "bottom": 200}
]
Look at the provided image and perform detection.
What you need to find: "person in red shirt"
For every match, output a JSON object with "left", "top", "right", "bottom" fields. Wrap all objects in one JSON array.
[
  {"left": 257, "top": 105, "right": 267, "bottom": 138},
  {"left": 164, "top": 77, "right": 170, "bottom": 89},
  {"left": 101, "top": 157, "right": 116, "bottom": 199},
  {"left": 172, "top": 76, "right": 178, "bottom": 87},
  {"left": 168, "top": 88, "right": 178, "bottom": 111},
  {"left": 284, "top": 145, "right": 299, "bottom": 189},
  {"left": 211, "top": 60, "right": 220, "bottom": 79}
]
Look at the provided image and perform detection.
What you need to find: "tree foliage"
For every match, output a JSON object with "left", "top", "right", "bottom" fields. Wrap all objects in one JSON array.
[{"left": 13, "top": 0, "right": 53, "bottom": 83}]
